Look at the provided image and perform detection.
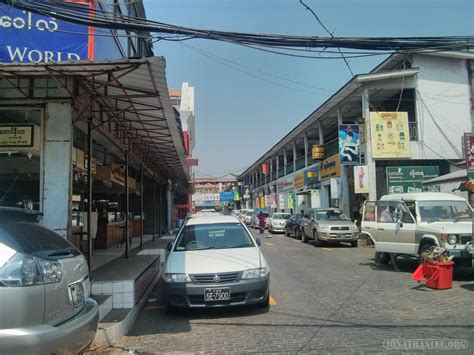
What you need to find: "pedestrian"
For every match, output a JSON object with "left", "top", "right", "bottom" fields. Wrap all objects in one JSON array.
[{"left": 258, "top": 211, "right": 268, "bottom": 237}]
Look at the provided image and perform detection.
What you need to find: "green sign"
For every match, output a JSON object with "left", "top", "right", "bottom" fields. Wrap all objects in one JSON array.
[{"left": 386, "top": 166, "right": 440, "bottom": 194}]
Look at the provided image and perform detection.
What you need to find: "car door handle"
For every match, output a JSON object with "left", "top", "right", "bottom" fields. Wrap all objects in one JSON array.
[{"left": 378, "top": 228, "right": 384, "bottom": 231}]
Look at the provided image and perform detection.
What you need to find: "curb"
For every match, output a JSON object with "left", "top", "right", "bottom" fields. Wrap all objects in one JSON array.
[{"left": 89, "top": 266, "right": 164, "bottom": 349}]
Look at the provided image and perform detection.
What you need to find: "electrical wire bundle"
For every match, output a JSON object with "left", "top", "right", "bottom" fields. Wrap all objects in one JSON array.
[{"left": 1, "top": 0, "right": 473, "bottom": 58}]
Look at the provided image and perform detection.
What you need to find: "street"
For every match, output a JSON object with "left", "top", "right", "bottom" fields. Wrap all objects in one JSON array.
[{"left": 94, "top": 229, "right": 474, "bottom": 354}]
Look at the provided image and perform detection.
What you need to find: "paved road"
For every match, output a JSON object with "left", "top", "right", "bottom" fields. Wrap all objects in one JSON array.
[{"left": 95, "top": 228, "right": 474, "bottom": 354}]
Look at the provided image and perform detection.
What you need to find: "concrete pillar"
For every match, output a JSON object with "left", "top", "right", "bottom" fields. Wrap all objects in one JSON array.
[
  {"left": 304, "top": 133, "right": 309, "bottom": 167},
  {"left": 276, "top": 154, "right": 280, "bottom": 178},
  {"left": 293, "top": 141, "right": 297, "bottom": 172},
  {"left": 167, "top": 179, "right": 173, "bottom": 233},
  {"left": 362, "top": 87, "right": 377, "bottom": 200},
  {"left": 318, "top": 122, "right": 324, "bottom": 145},
  {"left": 270, "top": 158, "right": 273, "bottom": 181},
  {"left": 42, "top": 102, "right": 73, "bottom": 238},
  {"left": 283, "top": 149, "right": 287, "bottom": 175},
  {"left": 338, "top": 107, "right": 350, "bottom": 217}
]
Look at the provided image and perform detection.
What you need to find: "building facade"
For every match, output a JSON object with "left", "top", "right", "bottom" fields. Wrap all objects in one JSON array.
[{"left": 239, "top": 51, "right": 474, "bottom": 219}]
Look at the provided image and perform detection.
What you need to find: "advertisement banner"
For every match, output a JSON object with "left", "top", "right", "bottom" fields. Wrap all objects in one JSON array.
[
  {"left": 386, "top": 166, "right": 440, "bottom": 194},
  {"left": 310, "top": 189, "right": 320, "bottom": 208},
  {"left": 0, "top": 125, "right": 34, "bottom": 147},
  {"left": 279, "top": 193, "right": 286, "bottom": 210},
  {"left": 276, "top": 175, "right": 294, "bottom": 191},
  {"left": 294, "top": 172, "right": 305, "bottom": 189},
  {"left": 264, "top": 195, "right": 270, "bottom": 208},
  {"left": 320, "top": 155, "right": 340, "bottom": 181},
  {"left": 0, "top": 3, "right": 89, "bottom": 63},
  {"left": 287, "top": 192, "right": 295, "bottom": 210},
  {"left": 233, "top": 191, "right": 240, "bottom": 201},
  {"left": 465, "top": 133, "right": 474, "bottom": 179},
  {"left": 354, "top": 165, "right": 369, "bottom": 194},
  {"left": 339, "top": 124, "right": 360, "bottom": 164},
  {"left": 304, "top": 165, "right": 320, "bottom": 185},
  {"left": 370, "top": 112, "right": 411, "bottom": 158}
]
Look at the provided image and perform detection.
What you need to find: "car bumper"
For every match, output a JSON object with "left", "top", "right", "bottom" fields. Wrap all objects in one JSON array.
[
  {"left": 164, "top": 277, "right": 270, "bottom": 308},
  {"left": 271, "top": 225, "right": 286, "bottom": 232},
  {"left": 0, "top": 298, "right": 99, "bottom": 355},
  {"left": 319, "top": 232, "right": 359, "bottom": 241}
]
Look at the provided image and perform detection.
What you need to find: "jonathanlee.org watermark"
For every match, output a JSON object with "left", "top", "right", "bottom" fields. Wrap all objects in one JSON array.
[{"left": 383, "top": 339, "right": 469, "bottom": 350}]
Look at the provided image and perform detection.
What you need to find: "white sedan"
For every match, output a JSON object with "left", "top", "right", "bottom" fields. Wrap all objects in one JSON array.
[
  {"left": 267, "top": 213, "right": 291, "bottom": 234},
  {"left": 163, "top": 215, "right": 270, "bottom": 310}
]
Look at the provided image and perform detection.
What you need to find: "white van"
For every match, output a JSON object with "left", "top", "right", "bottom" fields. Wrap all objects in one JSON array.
[{"left": 361, "top": 193, "right": 473, "bottom": 266}]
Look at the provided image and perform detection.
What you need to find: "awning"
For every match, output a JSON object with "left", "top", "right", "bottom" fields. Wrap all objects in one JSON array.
[{"left": 0, "top": 57, "right": 189, "bottom": 183}]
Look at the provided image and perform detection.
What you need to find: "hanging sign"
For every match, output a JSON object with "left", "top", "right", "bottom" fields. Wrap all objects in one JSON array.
[
  {"left": 0, "top": 125, "right": 33, "bottom": 147},
  {"left": 464, "top": 133, "right": 474, "bottom": 179},
  {"left": 339, "top": 124, "right": 360, "bottom": 164},
  {"left": 320, "top": 155, "right": 341, "bottom": 181},
  {"left": 312, "top": 145, "right": 325, "bottom": 160},
  {"left": 370, "top": 112, "right": 411, "bottom": 158}
]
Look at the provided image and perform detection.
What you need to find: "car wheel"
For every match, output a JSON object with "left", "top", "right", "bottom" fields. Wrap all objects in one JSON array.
[
  {"left": 296, "top": 227, "right": 302, "bottom": 240},
  {"left": 285, "top": 227, "right": 290, "bottom": 237},
  {"left": 375, "top": 252, "right": 391, "bottom": 265},
  {"left": 301, "top": 229, "right": 309, "bottom": 243},
  {"left": 313, "top": 230, "right": 323, "bottom": 247},
  {"left": 351, "top": 240, "right": 358, "bottom": 247}
]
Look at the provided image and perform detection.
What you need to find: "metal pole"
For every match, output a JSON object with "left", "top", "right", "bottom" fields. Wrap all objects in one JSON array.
[
  {"left": 152, "top": 174, "right": 156, "bottom": 241},
  {"left": 158, "top": 179, "right": 163, "bottom": 238},
  {"left": 87, "top": 120, "right": 93, "bottom": 273},
  {"left": 125, "top": 151, "right": 129, "bottom": 258},
  {"left": 139, "top": 164, "right": 143, "bottom": 250}
]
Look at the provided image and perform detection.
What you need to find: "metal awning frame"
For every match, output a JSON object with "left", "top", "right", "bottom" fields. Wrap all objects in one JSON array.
[{"left": 0, "top": 58, "right": 189, "bottom": 182}]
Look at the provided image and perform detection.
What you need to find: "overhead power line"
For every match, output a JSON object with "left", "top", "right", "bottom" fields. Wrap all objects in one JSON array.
[{"left": 2, "top": 0, "right": 473, "bottom": 55}]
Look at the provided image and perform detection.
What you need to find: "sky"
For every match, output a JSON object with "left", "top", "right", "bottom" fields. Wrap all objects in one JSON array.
[{"left": 143, "top": 0, "right": 474, "bottom": 178}]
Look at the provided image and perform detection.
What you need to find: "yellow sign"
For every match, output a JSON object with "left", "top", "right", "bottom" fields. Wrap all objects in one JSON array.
[
  {"left": 260, "top": 196, "right": 265, "bottom": 208},
  {"left": 311, "top": 145, "right": 325, "bottom": 159},
  {"left": 294, "top": 172, "right": 305, "bottom": 189},
  {"left": 320, "top": 154, "right": 340, "bottom": 181},
  {"left": 0, "top": 125, "right": 33, "bottom": 147},
  {"left": 306, "top": 171, "right": 318, "bottom": 178},
  {"left": 370, "top": 112, "right": 411, "bottom": 158}
]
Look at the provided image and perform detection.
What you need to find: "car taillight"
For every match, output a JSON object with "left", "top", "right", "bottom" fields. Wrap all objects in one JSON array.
[{"left": 0, "top": 252, "right": 62, "bottom": 287}]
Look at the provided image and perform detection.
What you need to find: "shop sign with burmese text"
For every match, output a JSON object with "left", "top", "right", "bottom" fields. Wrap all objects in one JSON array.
[
  {"left": 370, "top": 112, "right": 411, "bottom": 158},
  {"left": 0, "top": 125, "right": 33, "bottom": 147},
  {"left": 319, "top": 154, "right": 341, "bottom": 181},
  {"left": 464, "top": 133, "right": 474, "bottom": 179},
  {"left": 386, "top": 166, "right": 439, "bottom": 194}
]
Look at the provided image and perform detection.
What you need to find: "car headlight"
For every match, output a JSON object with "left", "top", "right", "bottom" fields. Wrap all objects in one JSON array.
[
  {"left": 162, "top": 273, "right": 192, "bottom": 283},
  {"left": 318, "top": 225, "right": 330, "bottom": 231},
  {"left": 0, "top": 252, "right": 62, "bottom": 287},
  {"left": 447, "top": 234, "right": 458, "bottom": 245},
  {"left": 241, "top": 267, "right": 269, "bottom": 279}
]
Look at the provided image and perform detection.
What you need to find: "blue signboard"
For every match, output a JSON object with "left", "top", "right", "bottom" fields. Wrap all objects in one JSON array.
[
  {"left": 304, "top": 165, "right": 320, "bottom": 185},
  {"left": 220, "top": 191, "right": 235, "bottom": 202},
  {"left": 0, "top": 2, "right": 89, "bottom": 63}
]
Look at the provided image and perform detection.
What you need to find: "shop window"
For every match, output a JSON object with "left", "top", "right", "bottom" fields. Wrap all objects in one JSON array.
[{"left": 0, "top": 108, "right": 42, "bottom": 210}]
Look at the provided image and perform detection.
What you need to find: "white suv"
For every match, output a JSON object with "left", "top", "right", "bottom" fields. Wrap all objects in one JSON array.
[{"left": 361, "top": 192, "right": 473, "bottom": 266}]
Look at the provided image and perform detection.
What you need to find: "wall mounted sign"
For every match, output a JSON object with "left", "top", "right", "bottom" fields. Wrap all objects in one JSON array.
[
  {"left": 294, "top": 172, "right": 305, "bottom": 189},
  {"left": 339, "top": 124, "right": 360, "bottom": 164},
  {"left": 386, "top": 166, "right": 439, "bottom": 194},
  {"left": 319, "top": 154, "right": 341, "bottom": 181},
  {"left": 464, "top": 133, "right": 474, "bottom": 179},
  {"left": 354, "top": 165, "right": 369, "bottom": 194},
  {"left": 0, "top": 125, "right": 33, "bottom": 147},
  {"left": 370, "top": 112, "right": 411, "bottom": 159}
]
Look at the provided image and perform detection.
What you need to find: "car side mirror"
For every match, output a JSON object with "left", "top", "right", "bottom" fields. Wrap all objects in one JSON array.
[
  {"left": 290, "top": 218, "right": 295, "bottom": 222},
  {"left": 166, "top": 242, "right": 172, "bottom": 251},
  {"left": 256, "top": 238, "right": 261, "bottom": 246}
]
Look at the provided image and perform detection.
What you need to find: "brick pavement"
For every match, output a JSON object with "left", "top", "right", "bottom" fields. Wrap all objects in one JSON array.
[{"left": 91, "top": 228, "right": 474, "bottom": 354}]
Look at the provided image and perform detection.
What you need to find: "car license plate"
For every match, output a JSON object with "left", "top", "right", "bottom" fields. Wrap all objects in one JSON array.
[
  {"left": 204, "top": 287, "right": 230, "bottom": 302},
  {"left": 70, "top": 281, "right": 85, "bottom": 308}
]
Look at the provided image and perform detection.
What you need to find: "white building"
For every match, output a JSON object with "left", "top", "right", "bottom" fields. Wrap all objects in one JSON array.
[{"left": 239, "top": 51, "right": 474, "bottom": 218}]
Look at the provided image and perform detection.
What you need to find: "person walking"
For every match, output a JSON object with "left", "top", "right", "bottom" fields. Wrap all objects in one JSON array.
[{"left": 258, "top": 211, "right": 267, "bottom": 237}]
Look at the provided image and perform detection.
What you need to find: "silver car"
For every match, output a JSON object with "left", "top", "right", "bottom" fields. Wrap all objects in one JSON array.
[
  {"left": 301, "top": 208, "right": 359, "bottom": 247},
  {"left": 0, "top": 207, "right": 99, "bottom": 354}
]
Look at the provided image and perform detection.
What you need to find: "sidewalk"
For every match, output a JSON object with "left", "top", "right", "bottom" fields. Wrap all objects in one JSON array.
[{"left": 89, "top": 234, "right": 173, "bottom": 349}]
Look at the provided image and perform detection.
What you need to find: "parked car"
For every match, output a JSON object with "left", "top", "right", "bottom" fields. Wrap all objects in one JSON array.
[
  {"left": 250, "top": 211, "right": 269, "bottom": 229},
  {"left": 0, "top": 207, "right": 99, "bottom": 354},
  {"left": 361, "top": 192, "right": 473, "bottom": 266},
  {"left": 243, "top": 210, "right": 255, "bottom": 225},
  {"left": 301, "top": 208, "right": 359, "bottom": 246},
  {"left": 284, "top": 214, "right": 303, "bottom": 238},
  {"left": 163, "top": 215, "right": 270, "bottom": 309},
  {"left": 267, "top": 213, "right": 291, "bottom": 234}
]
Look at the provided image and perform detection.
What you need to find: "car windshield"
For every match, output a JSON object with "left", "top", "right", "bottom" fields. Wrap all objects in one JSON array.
[
  {"left": 315, "top": 210, "right": 350, "bottom": 221},
  {"left": 418, "top": 200, "right": 473, "bottom": 222},
  {"left": 272, "top": 214, "right": 291, "bottom": 220},
  {"left": 174, "top": 223, "right": 255, "bottom": 251}
]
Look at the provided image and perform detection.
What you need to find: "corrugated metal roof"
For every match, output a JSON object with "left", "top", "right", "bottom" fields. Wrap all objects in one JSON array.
[{"left": 0, "top": 57, "right": 189, "bottom": 182}]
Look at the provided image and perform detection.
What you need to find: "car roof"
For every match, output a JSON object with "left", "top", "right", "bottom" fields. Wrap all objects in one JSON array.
[
  {"left": 380, "top": 192, "right": 467, "bottom": 202},
  {"left": 185, "top": 215, "right": 242, "bottom": 226}
]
